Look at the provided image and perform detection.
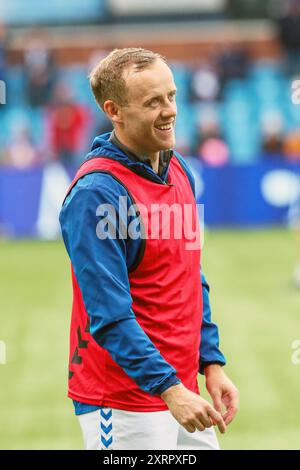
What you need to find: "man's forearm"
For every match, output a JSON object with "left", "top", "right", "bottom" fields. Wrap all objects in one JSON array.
[
  {"left": 92, "top": 316, "right": 181, "bottom": 395},
  {"left": 200, "top": 270, "right": 226, "bottom": 373}
]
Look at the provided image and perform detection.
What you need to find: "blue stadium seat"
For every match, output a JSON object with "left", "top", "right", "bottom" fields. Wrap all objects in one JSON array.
[
  {"left": 58, "top": 65, "right": 90, "bottom": 104},
  {"left": 0, "top": 107, "right": 46, "bottom": 147},
  {"left": 224, "top": 117, "right": 260, "bottom": 163},
  {"left": 171, "top": 63, "right": 191, "bottom": 103},
  {"left": 6, "top": 67, "right": 27, "bottom": 106},
  {"left": 248, "top": 61, "right": 284, "bottom": 81}
]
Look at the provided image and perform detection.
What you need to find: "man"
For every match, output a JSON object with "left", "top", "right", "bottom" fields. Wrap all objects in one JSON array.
[{"left": 60, "top": 48, "right": 239, "bottom": 450}]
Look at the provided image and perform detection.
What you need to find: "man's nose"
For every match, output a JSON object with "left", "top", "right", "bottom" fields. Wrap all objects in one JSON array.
[{"left": 161, "top": 100, "right": 177, "bottom": 117}]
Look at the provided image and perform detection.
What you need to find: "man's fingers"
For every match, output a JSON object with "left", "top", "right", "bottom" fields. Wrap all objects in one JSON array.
[
  {"left": 197, "top": 413, "right": 213, "bottom": 429},
  {"left": 184, "top": 423, "right": 197, "bottom": 433},
  {"left": 213, "top": 395, "right": 223, "bottom": 414},
  {"left": 193, "top": 419, "right": 206, "bottom": 432},
  {"left": 223, "top": 406, "right": 238, "bottom": 425},
  {"left": 183, "top": 411, "right": 212, "bottom": 433},
  {"left": 223, "top": 391, "right": 239, "bottom": 425},
  {"left": 207, "top": 407, "right": 226, "bottom": 434},
  {"left": 184, "top": 418, "right": 211, "bottom": 433}
]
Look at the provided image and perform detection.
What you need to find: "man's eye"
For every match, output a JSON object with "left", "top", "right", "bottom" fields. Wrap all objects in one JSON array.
[{"left": 149, "top": 98, "right": 159, "bottom": 106}]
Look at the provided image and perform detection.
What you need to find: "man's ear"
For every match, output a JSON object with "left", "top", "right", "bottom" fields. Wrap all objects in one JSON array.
[{"left": 103, "top": 100, "right": 123, "bottom": 124}]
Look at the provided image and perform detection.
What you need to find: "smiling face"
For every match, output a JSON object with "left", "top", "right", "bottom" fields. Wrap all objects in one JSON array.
[{"left": 110, "top": 59, "right": 177, "bottom": 159}]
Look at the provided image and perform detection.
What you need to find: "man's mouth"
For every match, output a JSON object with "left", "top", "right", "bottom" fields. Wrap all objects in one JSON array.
[{"left": 155, "top": 122, "right": 174, "bottom": 132}]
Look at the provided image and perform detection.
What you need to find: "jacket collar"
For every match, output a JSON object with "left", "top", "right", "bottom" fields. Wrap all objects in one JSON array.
[{"left": 109, "top": 130, "right": 173, "bottom": 178}]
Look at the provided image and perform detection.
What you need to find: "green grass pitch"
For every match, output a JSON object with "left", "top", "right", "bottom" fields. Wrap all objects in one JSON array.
[{"left": 0, "top": 228, "right": 299, "bottom": 449}]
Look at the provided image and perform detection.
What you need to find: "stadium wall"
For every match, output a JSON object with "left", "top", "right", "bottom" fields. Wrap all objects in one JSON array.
[{"left": 0, "top": 161, "right": 299, "bottom": 238}]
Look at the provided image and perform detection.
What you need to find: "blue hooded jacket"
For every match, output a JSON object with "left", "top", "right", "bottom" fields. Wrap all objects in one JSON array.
[{"left": 59, "top": 133, "right": 226, "bottom": 415}]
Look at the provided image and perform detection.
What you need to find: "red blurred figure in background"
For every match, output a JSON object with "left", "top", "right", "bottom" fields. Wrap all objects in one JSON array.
[{"left": 47, "top": 82, "right": 90, "bottom": 167}]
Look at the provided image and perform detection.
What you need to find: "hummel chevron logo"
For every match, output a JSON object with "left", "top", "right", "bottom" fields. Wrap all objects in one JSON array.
[
  {"left": 101, "top": 422, "right": 112, "bottom": 434},
  {"left": 100, "top": 408, "right": 113, "bottom": 449},
  {"left": 101, "top": 435, "right": 112, "bottom": 448},
  {"left": 101, "top": 409, "right": 112, "bottom": 421}
]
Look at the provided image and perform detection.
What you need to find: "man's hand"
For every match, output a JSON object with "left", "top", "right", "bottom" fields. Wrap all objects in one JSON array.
[
  {"left": 160, "top": 383, "right": 226, "bottom": 434},
  {"left": 204, "top": 365, "right": 239, "bottom": 426}
]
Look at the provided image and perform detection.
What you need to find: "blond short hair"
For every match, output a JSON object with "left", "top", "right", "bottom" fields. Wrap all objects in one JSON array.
[{"left": 89, "top": 48, "right": 167, "bottom": 110}]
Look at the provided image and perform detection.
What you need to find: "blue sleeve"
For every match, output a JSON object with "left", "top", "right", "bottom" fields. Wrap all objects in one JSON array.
[
  {"left": 199, "top": 271, "right": 226, "bottom": 374},
  {"left": 174, "top": 152, "right": 197, "bottom": 195},
  {"left": 175, "top": 152, "right": 226, "bottom": 372},
  {"left": 59, "top": 172, "right": 180, "bottom": 396}
]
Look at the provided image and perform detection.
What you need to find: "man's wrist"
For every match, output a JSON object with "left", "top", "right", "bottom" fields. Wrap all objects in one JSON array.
[
  {"left": 151, "top": 375, "right": 181, "bottom": 396},
  {"left": 160, "top": 383, "right": 184, "bottom": 403},
  {"left": 199, "top": 359, "right": 226, "bottom": 375},
  {"left": 203, "top": 363, "right": 224, "bottom": 377}
]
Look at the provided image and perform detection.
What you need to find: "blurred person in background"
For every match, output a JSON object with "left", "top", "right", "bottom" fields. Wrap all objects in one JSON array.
[
  {"left": 283, "top": 127, "right": 300, "bottom": 161},
  {"left": 277, "top": 0, "right": 300, "bottom": 76},
  {"left": 0, "top": 22, "right": 7, "bottom": 83},
  {"left": 46, "top": 82, "right": 90, "bottom": 167},
  {"left": 60, "top": 48, "right": 238, "bottom": 450},
  {"left": 194, "top": 112, "right": 229, "bottom": 166},
  {"left": 189, "top": 60, "right": 221, "bottom": 103},
  {"left": 5, "top": 123, "right": 39, "bottom": 169},
  {"left": 24, "top": 29, "right": 57, "bottom": 107},
  {"left": 217, "top": 43, "right": 250, "bottom": 91},
  {"left": 261, "top": 110, "right": 284, "bottom": 161}
]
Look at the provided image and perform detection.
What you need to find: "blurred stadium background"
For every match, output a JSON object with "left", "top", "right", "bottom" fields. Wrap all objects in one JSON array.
[{"left": 0, "top": 0, "right": 300, "bottom": 450}]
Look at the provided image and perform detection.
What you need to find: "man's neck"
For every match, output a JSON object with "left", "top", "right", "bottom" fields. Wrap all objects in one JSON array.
[{"left": 112, "top": 130, "right": 160, "bottom": 173}]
